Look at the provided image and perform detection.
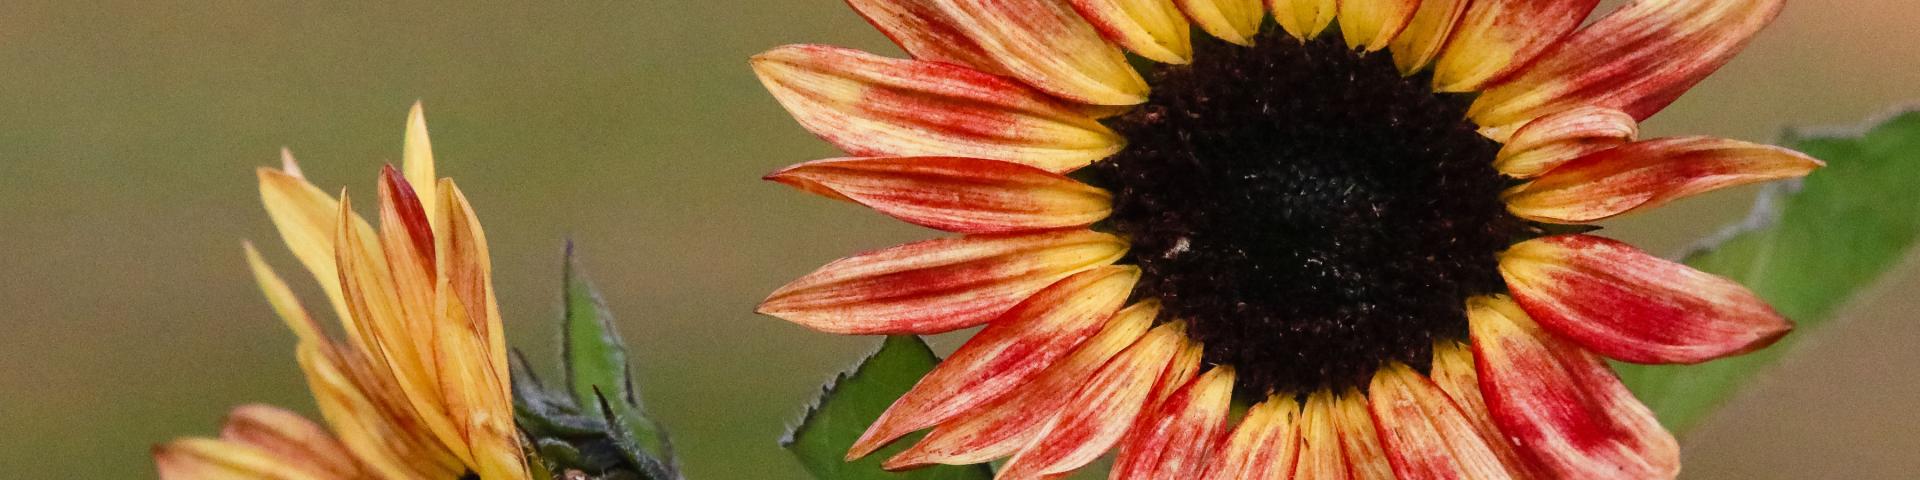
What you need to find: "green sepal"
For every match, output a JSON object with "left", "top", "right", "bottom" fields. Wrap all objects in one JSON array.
[{"left": 782, "top": 335, "right": 993, "bottom": 480}]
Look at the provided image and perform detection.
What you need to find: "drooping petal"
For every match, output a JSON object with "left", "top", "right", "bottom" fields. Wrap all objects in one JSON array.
[
  {"left": 1333, "top": 392, "right": 1396, "bottom": 480},
  {"left": 844, "top": 0, "right": 1149, "bottom": 105},
  {"left": 403, "top": 101, "right": 437, "bottom": 222},
  {"left": 753, "top": 45, "right": 1125, "bottom": 174},
  {"left": 1339, "top": 0, "right": 1419, "bottom": 52},
  {"left": 1173, "top": 0, "right": 1264, "bottom": 46},
  {"left": 1070, "top": 0, "right": 1194, "bottom": 64},
  {"left": 885, "top": 300, "right": 1157, "bottom": 469},
  {"left": 759, "top": 229, "right": 1128, "bottom": 334},
  {"left": 1291, "top": 391, "right": 1352, "bottom": 480},
  {"left": 1429, "top": 341, "right": 1543, "bottom": 479},
  {"left": 1368, "top": 363, "right": 1514, "bottom": 480},
  {"left": 765, "top": 157, "right": 1113, "bottom": 234},
  {"left": 1388, "top": 0, "right": 1469, "bottom": 74},
  {"left": 1504, "top": 137, "right": 1822, "bottom": 223},
  {"left": 1268, "top": 0, "right": 1336, "bottom": 40},
  {"left": 1469, "top": 295, "right": 1678, "bottom": 479},
  {"left": 1471, "top": 0, "right": 1786, "bottom": 137},
  {"left": 216, "top": 405, "right": 365, "bottom": 480},
  {"left": 1200, "top": 396, "right": 1300, "bottom": 480},
  {"left": 1110, "top": 366, "right": 1236, "bottom": 479},
  {"left": 848, "top": 266, "right": 1141, "bottom": 458},
  {"left": 155, "top": 438, "right": 327, "bottom": 480},
  {"left": 1500, "top": 234, "right": 1792, "bottom": 364},
  {"left": 1431, "top": 0, "right": 1600, "bottom": 92},
  {"left": 989, "top": 321, "right": 1186, "bottom": 478},
  {"left": 1495, "top": 106, "right": 1639, "bottom": 178}
]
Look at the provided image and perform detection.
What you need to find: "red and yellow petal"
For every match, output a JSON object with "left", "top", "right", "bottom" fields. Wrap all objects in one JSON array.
[
  {"left": 1494, "top": 106, "right": 1639, "bottom": 179},
  {"left": 1469, "top": 295, "right": 1679, "bottom": 480},
  {"left": 1200, "top": 396, "right": 1300, "bottom": 480},
  {"left": 1110, "top": 366, "right": 1236, "bottom": 479},
  {"left": 1291, "top": 391, "right": 1352, "bottom": 480},
  {"left": 1472, "top": 0, "right": 1786, "bottom": 137},
  {"left": 1174, "top": 0, "right": 1264, "bottom": 46},
  {"left": 1431, "top": 0, "right": 1600, "bottom": 92},
  {"left": 1368, "top": 364, "right": 1513, "bottom": 480},
  {"left": 1388, "top": 0, "right": 1469, "bottom": 74},
  {"left": 844, "top": 0, "right": 1149, "bottom": 105},
  {"left": 758, "top": 229, "right": 1127, "bottom": 334},
  {"left": 1269, "top": 0, "right": 1337, "bottom": 40},
  {"left": 213, "top": 405, "right": 366, "bottom": 479},
  {"left": 848, "top": 266, "right": 1140, "bottom": 458},
  {"left": 765, "top": 157, "right": 1113, "bottom": 234},
  {"left": 1429, "top": 341, "right": 1543, "bottom": 479},
  {"left": 752, "top": 45, "right": 1124, "bottom": 173},
  {"left": 1504, "top": 137, "right": 1822, "bottom": 223},
  {"left": 1339, "top": 0, "right": 1419, "bottom": 52},
  {"left": 1333, "top": 392, "right": 1396, "bottom": 480},
  {"left": 1500, "top": 234, "right": 1792, "bottom": 364},
  {"left": 988, "top": 321, "right": 1186, "bottom": 478},
  {"left": 1070, "top": 0, "right": 1195, "bottom": 65}
]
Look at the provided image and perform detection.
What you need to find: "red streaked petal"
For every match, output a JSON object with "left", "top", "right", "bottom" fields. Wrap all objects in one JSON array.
[
  {"left": 1334, "top": 392, "right": 1396, "bottom": 480},
  {"left": 1431, "top": 0, "right": 1600, "bottom": 92},
  {"left": 1469, "top": 295, "right": 1678, "bottom": 479},
  {"left": 1070, "top": 0, "right": 1194, "bottom": 65},
  {"left": 844, "top": 0, "right": 1149, "bottom": 105},
  {"left": 759, "top": 229, "right": 1128, "bottom": 334},
  {"left": 884, "top": 301, "right": 1157, "bottom": 469},
  {"left": 1504, "top": 137, "right": 1822, "bottom": 223},
  {"left": 1429, "top": 341, "right": 1544, "bottom": 479},
  {"left": 1174, "top": 0, "right": 1264, "bottom": 46},
  {"left": 1339, "top": 0, "right": 1419, "bottom": 52},
  {"left": 217, "top": 405, "right": 365, "bottom": 479},
  {"left": 1501, "top": 234, "right": 1792, "bottom": 364},
  {"left": 1291, "top": 391, "right": 1351, "bottom": 480},
  {"left": 1110, "top": 366, "right": 1237, "bottom": 479},
  {"left": 766, "top": 156, "right": 1113, "bottom": 234},
  {"left": 1269, "top": 0, "right": 1336, "bottom": 40},
  {"left": 848, "top": 266, "right": 1141, "bottom": 458},
  {"left": 989, "top": 321, "right": 1187, "bottom": 478},
  {"left": 1388, "top": 0, "right": 1469, "bottom": 74},
  {"left": 1369, "top": 364, "right": 1514, "bottom": 480},
  {"left": 753, "top": 45, "right": 1125, "bottom": 173},
  {"left": 1200, "top": 396, "right": 1300, "bottom": 480},
  {"left": 1472, "top": 0, "right": 1786, "bottom": 137},
  {"left": 1495, "top": 106, "right": 1639, "bottom": 179}
]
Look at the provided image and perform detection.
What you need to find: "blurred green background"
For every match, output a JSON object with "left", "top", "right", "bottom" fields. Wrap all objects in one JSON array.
[{"left": 2, "top": 1, "right": 1916, "bottom": 478}]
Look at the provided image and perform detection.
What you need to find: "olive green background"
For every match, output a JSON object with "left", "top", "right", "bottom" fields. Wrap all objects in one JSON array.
[{"left": 2, "top": 1, "right": 1915, "bottom": 478}]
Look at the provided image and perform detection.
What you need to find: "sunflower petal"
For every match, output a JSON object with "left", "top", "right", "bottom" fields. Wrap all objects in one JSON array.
[
  {"left": 848, "top": 266, "right": 1140, "bottom": 458},
  {"left": 760, "top": 230, "right": 1128, "bottom": 334},
  {"left": 844, "top": 0, "right": 1148, "bottom": 105},
  {"left": 1432, "top": 0, "right": 1600, "bottom": 92},
  {"left": 766, "top": 156, "right": 1113, "bottom": 234},
  {"left": 1388, "top": 0, "right": 1469, "bottom": 74},
  {"left": 1368, "top": 364, "right": 1514, "bottom": 480},
  {"left": 1334, "top": 392, "right": 1396, "bottom": 480},
  {"left": 1070, "top": 0, "right": 1194, "bottom": 64},
  {"left": 989, "top": 321, "right": 1186, "bottom": 478},
  {"left": 216, "top": 405, "right": 365, "bottom": 479},
  {"left": 1268, "top": 0, "right": 1336, "bottom": 40},
  {"left": 1495, "top": 106, "right": 1639, "bottom": 178},
  {"left": 1339, "top": 0, "right": 1419, "bottom": 52},
  {"left": 1200, "top": 397, "right": 1300, "bottom": 480},
  {"left": 1173, "top": 0, "right": 1264, "bottom": 46},
  {"left": 1500, "top": 234, "right": 1792, "bottom": 364},
  {"left": 1291, "top": 391, "right": 1351, "bottom": 480},
  {"left": 1429, "top": 341, "right": 1543, "bottom": 479},
  {"left": 1469, "top": 295, "right": 1678, "bottom": 479},
  {"left": 1110, "top": 366, "right": 1236, "bottom": 479},
  {"left": 884, "top": 301, "right": 1156, "bottom": 469},
  {"left": 1504, "top": 137, "right": 1822, "bottom": 223},
  {"left": 1471, "top": 0, "right": 1786, "bottom": 137}
]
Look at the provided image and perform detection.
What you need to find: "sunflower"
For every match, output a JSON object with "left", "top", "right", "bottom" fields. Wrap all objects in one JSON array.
[
  {"left": 752, "top": 0, "right": 1821, "bottom": 478},
  {"left": 154, "top": 104, "right": 530, "bottom": 480}
]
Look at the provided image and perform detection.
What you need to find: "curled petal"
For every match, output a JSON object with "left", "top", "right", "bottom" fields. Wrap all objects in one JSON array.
[
  {"left": 753, "top": 45, "right": 1125, "bottom": 173},
  {"left": 1291, "top": 391, "right": 1351, "bottom": 480},
  {"left": 1501, "top": 234, "right": 1792, "bottom": 364},
  {"left": 1368, "top": 364, "right": 1514, "bottom": 480},
  {"left": 1333, "top": 392, "right": 1396, "bottom": 480},
  {"left": 1469, "top": 295, "right": 1678, "bottom": 479},
  {"left": 1432, "top": 0, "right": 1600, "bottom": 92},
  {"left": 1388, "top": 0, "right": 1469, "bottom": 74},
  {"left": 1495, "top": 106, "right": 1639, "bottom": 179},
  {"left": 849, "top": 266, "right": 1140, "bottom": 458},
  {"left": 766, "top": 156, "right": 1113, "bottom": 234},
  {"left": 760, "top": 230, "right": 1128, "bottom": 334},
  {"left": 1429, "top": 341, "right": 1544, "bottom": 479},
  {"left": 1504, "top": 137, "right": 1822, "bottom": 223},
  {"left": 1110, "top": 366, "right": 1237, "bottom": 479},
  {"left": 1070, "top": 0, "right": 1194, "bottom": 64},
  {"left": 1268, "top": 0, "right": 1336, "bottom": 40},
  {"left": 1174, "top": 0, "right": 1264, "bottom": 46},
  {"left": 844, "top": 0, "right": 1148, "bottom": 105},
  {"left": 989, "top": 321, "right": 1186, "bottom": 478},
  {"left": 1339, "top": 0, "right": 1419, "bottom": 52},
  {"left": 1472, "top": 0, "right": 1786, "bottom": 137},
  {"left": 1200, "top": 397, "right": 1300, "bottom": 480}
]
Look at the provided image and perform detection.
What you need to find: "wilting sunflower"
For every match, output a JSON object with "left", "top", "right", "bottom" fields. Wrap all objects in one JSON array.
[
  {"left": 154, "top": 104, "right": 530, "bottom": 480},
  {"left": 752, "top": 0, "right": 1820, "bottom": 478}
]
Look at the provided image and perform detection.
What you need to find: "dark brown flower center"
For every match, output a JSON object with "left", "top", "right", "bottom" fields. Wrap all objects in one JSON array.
[{"left": 1083, "top": 30, "right": 1525, "bottom": 395}]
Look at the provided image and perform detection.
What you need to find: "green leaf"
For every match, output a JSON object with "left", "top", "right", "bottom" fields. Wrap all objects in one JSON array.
[
  {"left": 564, "top": 241, "right": 634, "bottom": 407},
  {"left": 782, "top": 336, "right": 994, "bottom": 480},
  {"left": 1618, "top": 110, "right": 1920, "bottom": 434}
]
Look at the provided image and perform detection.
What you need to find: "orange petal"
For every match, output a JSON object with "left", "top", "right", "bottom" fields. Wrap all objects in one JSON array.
[
  {"left": 1368, "top": 364, "right": 1514, "bottom": 480},
  {"left": 1291, "top": 391, "right": 1352, "bottom": 480},
  {"left": 1173, "top": 0, "right": 1264, "bottom": 46},
  {"left": 1429, "top": 341, "right": 1544, "bottom": 479},
  {"left": 1069, "top": 0, "right": 1194, "bottom": 64},
  {"left": 1431, "top": 0, "right": 1600, "bottom": 92},
  {"left": 154, "top": 438, "right": 322, "bottom": 480},
  {"left": 403, "top": 101, "right": 438, "bottom": 222},
  {"left": 1494, "top": 106, "right": 1638, "bottom": 179},
  {"left": 990, "top": 321, "right": 1187, "bottom": 478},
  {"left": 241, "top": 242, "right": 328, "bottom": 345},
  {"left": 848, "top": 266, "right": 1140, "bottom": 458},
  {"left": 1200, "top": 396, "right": 1300, "bottom": 480},
  {"left": 437, "top": 179, "right": 510, "bottom": 393},
  {"left": 759, "top": 230, "right": 1128, "bottom": 334},
  {"left": 216, "top": 405, "right": 365, "bottom": 479},
  {"left": 295, "top": 344, "right": 462, "bottom": 480},
  {"left": 1339, "top": 0, "right": 1419, "bottom": 52},
  {"left": 1268, "top": 0, "right": 1336, "bottom": 40},
  {"left": 256, "top": 166, "right": 361, "bottom": 326},
  {"left": 885, "top": 301, "right": 1156, "bottom": 469},
  {"left": 1388, "top": 0, "right": 1469, "bottom": 74},
  {"left": 1472, "top": 0, "right": 1786, "bottom": 137},
  {"left": 1468, "top": 295, "right": 1678, "bottom": 479},
  {"left": 765, "top": 156, "right": 1113, "bottom": 234},
  {"left": 1500, "top": 234, "right": 1792, "bottom": 364},
  {"left": 1110, "top": 366, "right": 1236, "bottom": 479},
  {"left": 1333, "top": 392, "right": 1396, "bottom": 480},
  {"left": 843, "top": 0, "right": 1148, "bottom": 105},
  {"left": 1504, "top": 137, "right": 1822, "bottom": 223}
]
